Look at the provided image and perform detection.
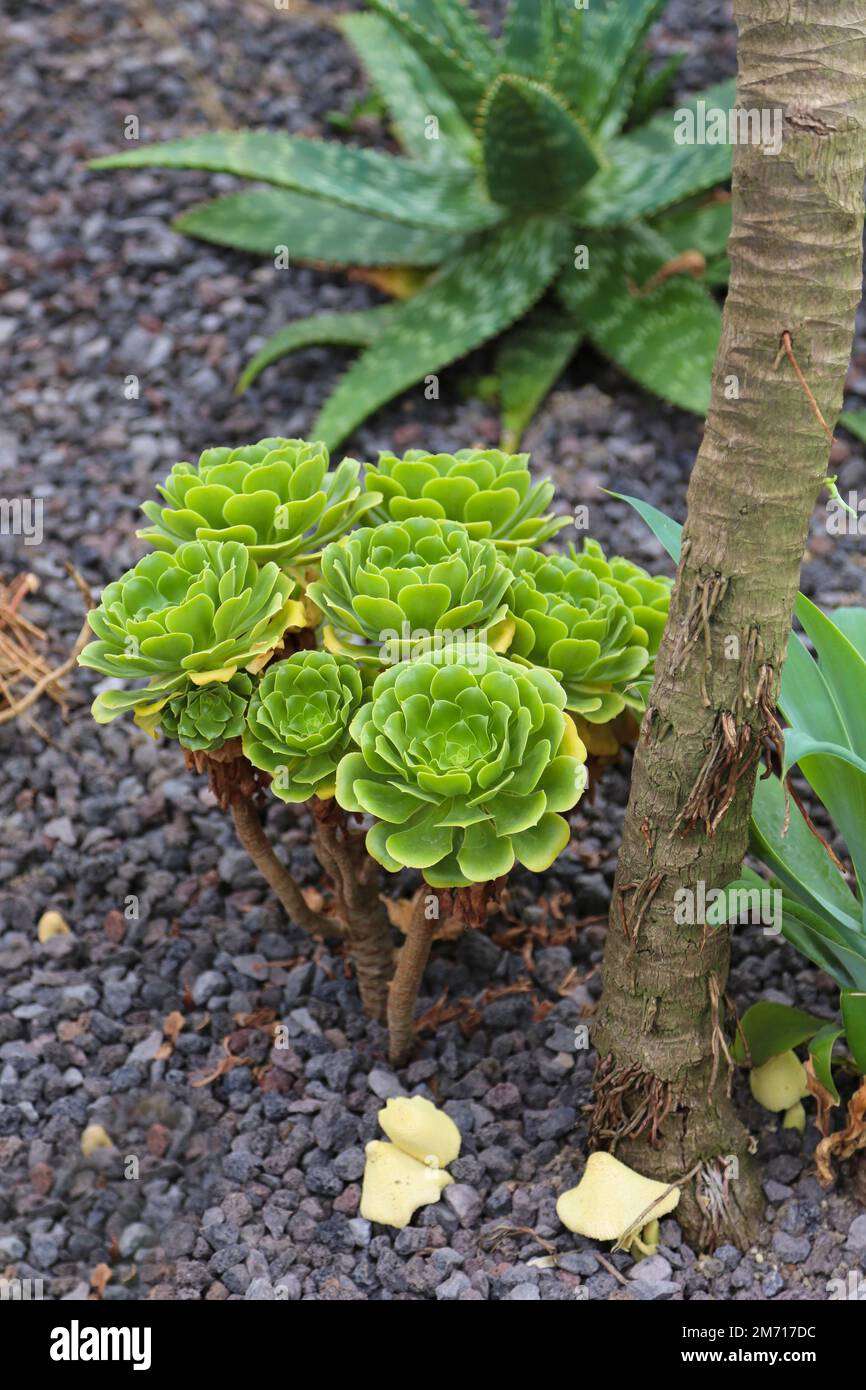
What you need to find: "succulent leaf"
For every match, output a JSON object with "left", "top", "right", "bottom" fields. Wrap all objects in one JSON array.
[
  {"left": 362, "top": 447, "right": 568, "bottom": 544},
  {"left": 138, "top": 437, "right": 379, "bottom": 564},
  {"left": 504, "top": 538, "right": 671, "bottom": 722},
  {"left": 336, "top": 644, "right": 587, "bottom": 886},
  {"left": 243, "top": 651, "right": 364, "bottom": 802},
  {"left": 80, "top": 540, "right": 299, "bottom": 719}
]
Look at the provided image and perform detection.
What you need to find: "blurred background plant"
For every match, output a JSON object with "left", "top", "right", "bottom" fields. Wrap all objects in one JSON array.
[{"left": 90, "top": 0, "right": 733, "bottom": 449}]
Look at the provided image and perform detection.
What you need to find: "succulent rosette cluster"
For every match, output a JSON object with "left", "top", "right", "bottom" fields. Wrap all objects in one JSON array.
[
  {"left": 243, "top": 651, "right": 363, "bottom": 802},
  {"left": 80, "top": 539, "right": 302, "bottom": 723},
  {"left": 138, "top": 436, "right": 380, "bottom": 564},
  {"left": 335, "top": 645, "right": 588, "bottom": 887},
  {"left": 307, "top": 517, "right": 513, "bottom": 663},
  {"left": 158, "top": 673, "right": 253, "bottom": 751},
  {"left": 362, "top": 448, "right": 567, "bottom": 546},
  {"left": 504, "top": 539, "right": 672, "bottom": 724}
]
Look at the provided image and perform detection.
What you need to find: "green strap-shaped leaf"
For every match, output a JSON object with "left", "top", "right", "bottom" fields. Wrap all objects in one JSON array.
[
  {"left": 572, "top": 0, "right": 667, "bottom": 132},
  {"left": 782, "top": 733, "right": 866, "bottom": 897},
  {"left": 732, "top": 1001, "right": 825, "bottom": 1068},
  {"left": 503, "top": 0, "right": 559, "bottom": 77},
  {"left": 339, "top": 13, "right": 478, "bottom": 167},
  {"left": 497, "top": 302, "right": 582, "bottom": 448},
  {"left": 557, "top": 224, "right": 720, "bottom": 414},
  {"left": 175, "top": 188, "right": 462, "bottom": 265},
  {"left": 314, "top": 216, "right": 572, "bottom": 448},
  {"left": 750, "top": 769, "right": 862, "bottom": 934},
  {"left": 832, "top": 608, "right": 866, "bottom": 664},
  {"left": 237, "top": 303, "right": 403, "bottom": 395},
  {"left": 480, "top": 75, "right": 601, "bottom": 212},
  {"left": 793, "top": 592, "right": 866, "bottom": 762},
  {"left": 573, "top": 80, "right": 736, "bottom": 225},
  {"left": 91, "top": 130, "right": 498, "bottom": 234},
  {"left": 809, "top": 1024, "right": 843, "bottom": 1101},
  {"left": 841, "top": 991, "right": 866, "bottom": 1075},
  {"left": 367, "top": 0, "right": 496, "bottom": 122},
  {"left": 780, "top": 903, "right": 866, "bottom": 994}
]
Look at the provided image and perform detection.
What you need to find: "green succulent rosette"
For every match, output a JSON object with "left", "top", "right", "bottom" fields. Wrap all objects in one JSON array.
[
  {"left": 504, "top": 539, "right": 672, "bottom": 724},
  {"left": 79, "top": 539, "right": 303, "bottom": 723},
  {"left": 242, "top": 651, "right": 363, "bottom": 802},
  {"left": 307, "top": 517, "right": 513, "bottom": 664},
  {"left": 335, "top": 645, "right": 588, "bottom": 888},
  {"left": 137, "top": 436, "right": 381, "bottom": 564},
  {"left": 361, "top": 448, "right": 567, "bottom": 546},
  {"left": 157, "top": 673, "right": 253, "bottom": 751}
]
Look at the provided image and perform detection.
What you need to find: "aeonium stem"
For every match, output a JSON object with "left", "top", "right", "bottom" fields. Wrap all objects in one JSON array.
[
  {"left": 387, "top": 888, "right": 436, "bottom": 1065},
  {"left": 311, "top": 801, "right": 394, "bottom": 1023},
  {"left": 230, "top": 797, "right": 342, "bottom": 940}
]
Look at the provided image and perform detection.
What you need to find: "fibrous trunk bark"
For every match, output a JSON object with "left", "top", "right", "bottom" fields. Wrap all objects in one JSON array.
[{"left": 592, "top": 1, "right": 866, "bottom": 1248}]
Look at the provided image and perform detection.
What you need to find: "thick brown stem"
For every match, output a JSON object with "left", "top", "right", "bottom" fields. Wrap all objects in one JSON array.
[
  {"left": 592, "top": 1, "right": 866, "bottom": 1249},
  {"left": 388, "top": 890, "right": 435, "bottom": 1065},
  {"left": 230, "top": 798, "right": 342, "bottom": 940},
  {"left": 313, "top": 810, "right": 395, "bottom": 1022}
]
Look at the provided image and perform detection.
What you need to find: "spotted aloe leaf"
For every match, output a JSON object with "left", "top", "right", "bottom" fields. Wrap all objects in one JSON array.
[
  {"left": 361, "top": 446, "right": 568, "bottom": 546},
  {"left": 313, "top": 216, "right": 572, "bottom": 449},
  {"left": 307, "top": 517, "right": 513, "bottom": 663},
  {"left": 79, "top": 540, "right": 300, "bottom": 721},
  {"left": 335, "top": 645, "right": 588, "bottom": 887},
  {"left": 557, "top": 223, "right": 721, "bottom": 416},
  {"left": 480, "top": 75, "right": 601, "bottom": 213},
  {"left": 497, "top": 304, "right": 583, "bottom": 451},
  {"left": 243, "top": 651, "right": 364, "bottom": 803},
  {"left": 138, "top": 437, "right": 380, "bottom": 565},
  {"left": 338, "top": 12, "right": 478, "bottom": 167},
  {"left": 504, "top": 538, "right": 672, "bottom": 723},
  {"left": 176, "top": 189, "right": 463, "bottom": 265},
  {"left": 91, "top": 131, "right": 499, "bottom": 235}
]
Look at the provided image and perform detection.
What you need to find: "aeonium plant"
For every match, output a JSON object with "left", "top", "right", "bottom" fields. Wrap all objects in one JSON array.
[
  {"left": 78, "top": 433, "right": 669, "bottom": 1058},
  {"left": 335, "top": 644, "right": 589, "bottom": 1060}
]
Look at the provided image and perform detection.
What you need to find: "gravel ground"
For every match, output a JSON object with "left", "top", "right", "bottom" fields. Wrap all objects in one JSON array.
[{"left": 2, "top": 0, "right": 866, "bottom": 1302}]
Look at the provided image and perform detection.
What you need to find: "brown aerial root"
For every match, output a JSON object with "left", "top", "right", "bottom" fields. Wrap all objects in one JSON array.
[
  {"left": 694, "top": 1155, "right": 742, "bottom": 1251},
  {"left": 590, "top": 1054, "right": 673, "bottom": 1150},
  {"left": 707, "top": 974, "right": 736, "bottom": 1101},
  {"left": 669, "top": 569, "right": 729, "bottom": 699},
  {"left": 615, "top": 873, "right": 664, "bottom": 944},
  {"left": 674, "top": 660, "right": 783, "bottom": 836}
]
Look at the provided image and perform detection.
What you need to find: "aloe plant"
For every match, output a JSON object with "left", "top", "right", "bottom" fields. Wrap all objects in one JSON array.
[
  {"left": 307, "top": 516, "right": 513, "bottom": 662},
  {"left": 90, "top": 0, "right": 733, "bottom": 446},
  {"left": 139, "top": 436, "right": 380, "bottom": 564},
  {"left": 335, "top": 644, "right": 588, "bottom": 887}
]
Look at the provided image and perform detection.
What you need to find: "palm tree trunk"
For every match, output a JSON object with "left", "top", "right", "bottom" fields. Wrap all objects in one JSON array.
[{"left": 592, "top": 0, "right": 866, "bottom": 1248}]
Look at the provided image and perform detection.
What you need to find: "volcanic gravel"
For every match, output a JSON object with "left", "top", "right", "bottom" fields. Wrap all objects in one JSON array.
[{"left": 2, "top": 0, "right": 866, "bottom": 1301}]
